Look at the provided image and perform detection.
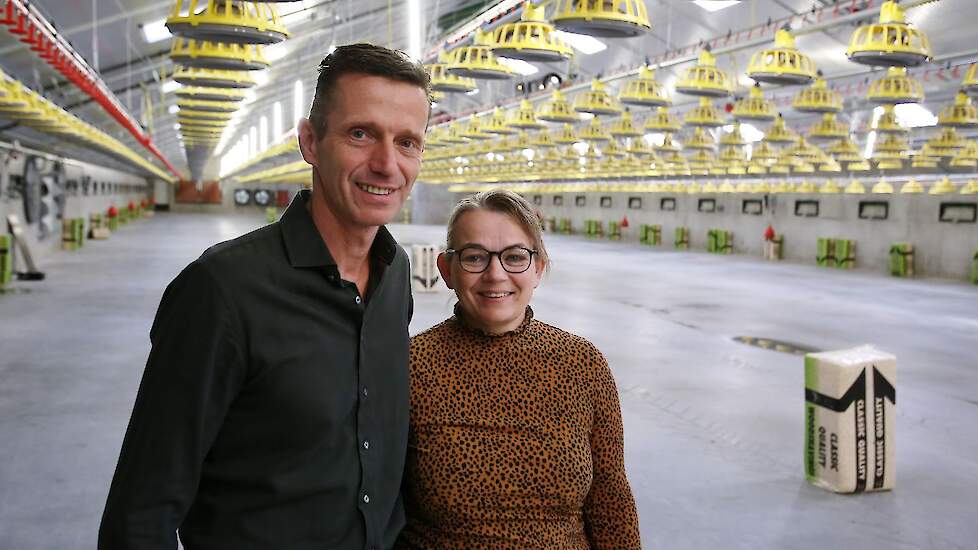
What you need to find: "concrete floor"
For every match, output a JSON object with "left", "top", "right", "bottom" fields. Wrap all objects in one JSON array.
[{"left": 1, "top": 211, "right": 977, "bottom": 549}]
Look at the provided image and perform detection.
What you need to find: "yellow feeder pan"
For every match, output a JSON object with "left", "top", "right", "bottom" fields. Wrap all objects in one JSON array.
[
  {"left": 735, "top": 181, "right": 752, "bottom": 192},
  {"left": 820, "top": 160, "right": 843, "bottom": 174},
  {"left": 177, "top": 117, "right": 226, "bottom": 127},
  {"left": 509, "top": 99, "right": 545, "bottom": 130},
  {"left": 165, "top": 0, "right": 289, "bottom": 45},
  {"left": 177, "top": 98, "right": 238, "bottom": 112},
  {"left": 747, "top": 28, "right": 817, "bottom": 86},
  {"left": 793, "top": 76, "right": 842, "bottom": 113},
  {"left": 609, "top": 111, "right": 643, "bottom": 138},
  {"left": 444, "top": 121, "right": 469, "bottom": 143},
  {"left": 819, "top": 179, "right": 841, "bottom": 193},
  {"left": 579, "top": 117, "right": 612, "bottom": 142},
  {"left": 808, "top": 113, "right": 849, "bottom": 141},
  {"left": 726, "top": 165, "right": 746, "bottom": 177},
  {"left": 718, "top": 180, "right": 737, "bottom": 192},
  {"left": 573, "top": 80, "right": 623, "bottom": 116},
  {"left": 867, "top": 67, "right": 924, "bottom": 104},
  {"left": 687, "top": 150, "right": 715, "bottom": 164},
  {"left": 644, "top": 106, "right": 681, "bottom": 132},
  {"left": 911, "top": 155, "right": 940, "bottom": 169},
  {"left": 676, "top": 48, "right": 733, "bottom": 98},
  {"left": 847, "top": 1, "right": 932, "bottom": 67},
  {"left": 928, "top": 176, "right": 957, "bottom": 194},
  {"left": 938, "top": 93, "right": 978, "bottom": 128},
  {"left": 699, "top": 181, "right": 718, "bottom": 193},
  {"left": 874, "top": 104, "right": 908, "bottom": 134},
  {"left": 848, "top": 160, "right": 872, "bottom": 172},
  {"left": 170, "top": 38, "right": 269, "bottom": 71},
  {"left": 619, "top": 66, "right": 671, "bottom": 108},
  {"left": 950, "top": 155, "right": 977, "bottom": 170},
  {"left": 770, "top": 163, "right": 792, "bottom": 175},
  {"left": 750, "top": 141, "right": 778, "bottom": 163},
  {"left": 491, "top": 3, "right": 573, "bottom": 62},
  {"left": 656, "top": 133, "right": 682, "bottom": 154},
  {"left": 876, "top": 159, "right": 904, "bottom": 171},
  {"left": 964, "top": 63, "right": 978, "bottom": 98},
  {"left": 684, "top": 98, "right": 726, "bottom": 128},
  {"left": 537, "top": 89, "right": 579, "bottom": 123},
  {"left": 599, "top": 139, "right": 626, "bottom": 158},
  {"left": 871, "top": 179, "right": 894, "bottom": 193},
  {"left": 686, "top": 181, "right": 702, "bottom": 193},
  {"left": 829, "top": 138, "right": 862, "bottom": 162},
  {"left": 926, "top": 127, "right": 965, "bottom": 157},
  {"left": 530, "top": 130, "right": 556, "bottom": 149},
  {"left": 764, "top": 115, "right": 799, "bottom": 144},
  {"left": 172, "top": 67, "right": 256, "bottom": 88},
  {"left": 721, "top": 124, "right": 746, "bottom": 147},
  {"left": 551, "top": 0, "right": 650, "bottom": 38},
  {"left": 460, "top": 116, "right": 493, "bottom": 140},
  {"left": 771, "top": 180, "right": 792, "bottom": 192},
  {"left": 900, "top": 178, "right": 924, "bottom": 193},
  {"left": 875, "top": 133, "right": 910, "bottom": 155},
  {"left": 753, "top": 181, "right": 772, "bottom": 193},
  {"left": 178, "top": 108, "right": 233, "bottom": 121},
  {"left": 685, "top": 127, "right": 716, "bottom": 150},
  {"left": 844, "top": 179, "right": 866, "bottom": 193},
  {"left": 446, "top": 30, "right": 515, "bottom": 80},
  {"left": 960, "top": 180, "right": 978, "bottom": 194},
  {"left": 748, "top": 163, "right": 768, "bottom": 175},
  {"left": 733, "top": 84, "right": 776, "bottom": 123},
  {"left": 627, "top": 137, "right": 653, "bottom": 157},
  {"left": 428, "top": 61, "right": 477, "bottom": 93},
  {"left": 553, "top": 123, "right": 578, "bottom": 144},
  {"left": 175, "top": 86, "right": 247, "bottom": 102},
  {"left": 483, "top": 108, "right": 517, "bottom": 135},
  {"left": 794, "top": 161, "right": 816, "bottom": 174}
]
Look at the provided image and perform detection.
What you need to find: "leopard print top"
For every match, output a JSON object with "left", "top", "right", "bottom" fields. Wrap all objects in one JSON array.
[{"left": 395, "top": 306, "right": 641, "bottom": 549}]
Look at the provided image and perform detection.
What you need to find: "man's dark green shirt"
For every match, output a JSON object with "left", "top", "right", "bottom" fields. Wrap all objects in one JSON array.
[{"left": 99, "top": 190, "right": 412, "bottom": 550}]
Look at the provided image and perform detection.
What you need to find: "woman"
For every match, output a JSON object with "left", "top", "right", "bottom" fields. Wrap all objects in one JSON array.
[{"left": 397, "top": 190, "right": 641, "bottom": 549}]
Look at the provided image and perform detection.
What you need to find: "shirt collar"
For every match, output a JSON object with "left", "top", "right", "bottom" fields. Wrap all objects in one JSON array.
[{"left": 280, "top": 189, "right": 398, "bottom": 268}]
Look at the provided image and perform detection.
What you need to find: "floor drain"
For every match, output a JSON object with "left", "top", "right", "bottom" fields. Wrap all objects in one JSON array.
[{"left": 733, "top": 336, "right": 818, "bottom": 356}]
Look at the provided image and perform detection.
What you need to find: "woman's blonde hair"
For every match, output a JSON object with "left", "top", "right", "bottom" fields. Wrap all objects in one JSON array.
[{"left": 446, "top": 189, "right": 550, "bottom": 269}]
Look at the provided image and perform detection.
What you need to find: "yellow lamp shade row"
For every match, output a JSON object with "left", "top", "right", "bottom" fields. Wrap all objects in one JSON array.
[
  {"left": 808, "top": 113, "right": 849, "bottom": 141},
  {"left": 165, "top": 0, "right": 289, "bottom": 45},
  {"left": 685, "top": 127, "right": 716, "bottom": 150},
  {"left": 747, "top": 28, "right": 818, "bottom": 86},
  {"left": 750, "top": 141, "right": 778, "bottom": 164},
  {"left": 428, "top": 61, "right": 478, "bottom": 93},
  {"left": 170, "top": 38, "right": 269, "bottom": 71},
  {"left": 676, "top": 48, "right": 733, "bottom": 98},
  {"left": 644, "top": 106, "right": 682, "bottom": 132},
  {"left": 573, "top": 80, "right": 623, "bottom": 116},
  {"left": 509, "top": 99, "right": 546, "bottom": 130},
  {"left": 579, "top": 117, "right": 612, "bottom": 142},
  {"left": 446, "top": 31, "right": 516, "bottom": 80},
  {"left": 938, "top": 93, "right": 978, "bottom": 128},
  {"left": 460, "top": 115, "right": 493, "bottom": 140},
  {"left": 609, "top": 111, "right": 642, "bottom": 138},
  {"left": 874, "top": 104, "right": 908, "bottom": 134},
  {"left": 491, "top": 3, "right": 573, "bottom": 63},
  {"left": 683, "top": 97, "right": 726, "bottom": 128},
  {"left": 793, "top": 76, "right": 843, "bottom": 113},
  {"left": 847, "top": 1, "right": 932, "bottom": 68},
  {"left": 900, "top": 179, "right": 924, "bottom": 193},
  {"left": 720, "top": 124, "right": 746, "bottom": 148},
  {"left": 929, "top": 176, "right": 957, "bottom": 194},
  {"left": 551, "top": 0, "right": 651, "bottom": 38},
  {"left": 867, "top": 67, "right": 924, "bottom": 104},
  {"left": 732, "top": 85, "right": 776, "bottom": 122},
  {"left": 829, "top": 138, "right": 863, "bottom": 163},
  {"left": 172, "top": 67, "right": 256, "bottom": 88},
  {"left": 764, "top": 115, "right": 799, "bottom": 144},
  {"left": 553, "top": 123, "right": 579, "bottom": 143},
  {"left": 619, "top": 66, "right": 671, "bottom": 108},
  {"left": 483, "top": 108, "right": 518, "bottom": 134},
  {"left": 537, "top": 89, "right": 580, "bottom": 123}
]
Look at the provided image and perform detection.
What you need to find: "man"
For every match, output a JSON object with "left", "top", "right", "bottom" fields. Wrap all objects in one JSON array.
[{"left": 98, "top": 44, "right": 431, "bottom": 549}]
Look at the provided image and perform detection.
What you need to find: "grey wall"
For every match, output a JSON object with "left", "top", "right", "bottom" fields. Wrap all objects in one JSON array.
[
  {"left": 411, "top": 183, "right": 457, "bottom": 225},
  {"left": 449, "top": 189, "right": 978, "bottom": 281},
  {"left": 0, "top": 146, "right": 153, "bottom": 264}
]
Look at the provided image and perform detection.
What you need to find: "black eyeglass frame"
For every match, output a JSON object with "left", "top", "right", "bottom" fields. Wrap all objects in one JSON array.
[{"left": 445, "top": 245, "right": 538, "bottom": 274}]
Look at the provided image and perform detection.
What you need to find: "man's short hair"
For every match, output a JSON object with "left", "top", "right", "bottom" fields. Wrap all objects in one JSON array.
[{"left": 308, "top": 43, "right": 431, "bottom": 139}]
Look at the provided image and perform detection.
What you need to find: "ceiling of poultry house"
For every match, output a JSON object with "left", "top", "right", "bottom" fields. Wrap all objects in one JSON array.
[{"left": 0, "top": 0, "right": 975, "bottom": 182}]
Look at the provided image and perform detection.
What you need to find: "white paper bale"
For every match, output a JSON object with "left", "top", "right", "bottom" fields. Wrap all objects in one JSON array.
[{"left": 804, "top": 345, "right": 896, "bottom": 493}]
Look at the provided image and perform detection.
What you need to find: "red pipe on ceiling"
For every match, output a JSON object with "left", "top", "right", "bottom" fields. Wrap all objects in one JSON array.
[{"left": 0, "top": 0, "right": 183, "bottom": 179}]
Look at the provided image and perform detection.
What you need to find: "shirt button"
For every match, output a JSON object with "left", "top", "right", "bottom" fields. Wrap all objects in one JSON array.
[
  {"left": 363, "top": 440, "right": 370, "bottom": 450},
  {"left": 355, "top": 295, "right": 361, "bottom": 304},
  {"left": 363, "top": 494, "right": 370, "bottom": 504},
  {"left": 362, "top": 387, "right": 368, "bottom": 398}
]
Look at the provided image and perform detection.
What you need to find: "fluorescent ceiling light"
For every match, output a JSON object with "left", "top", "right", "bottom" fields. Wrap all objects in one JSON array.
[
  {"left": 406, "top": 0, "right": 422, "bottom": 60},
  {"left": 578, "top": 112, "right": 595, "bottom": 120},
  {"left": 723, "top": 122, "right": 764, "bottom": 142},
  {"left": 553, "top": 30, "right": 606, "bottom": 55},
  {"left": 497, "top": 57, "right": 538, "bottom": 76},
  {"left": 140, "top": 18, "right": 171, "bottom": 43},
  {"left": 161, "top": 80, "right": 181, "bottom": 94},
  {"left": 253, "top": 70, "right": 271, "bottom": 87},
  {"left": 168, "top": 104, "right": 179, "bottom": 114},
  {"left": 280, "top": 1, "right": 315, "bottom": 26},
  {"left": 465, "top": 88, "right": 479, "bottom": 96},
  {"left": 263, "top": 43, "right": 289, "bottom": 63},
  {"left": 691, "top": 1, "right": 742, "bottom": 13}
]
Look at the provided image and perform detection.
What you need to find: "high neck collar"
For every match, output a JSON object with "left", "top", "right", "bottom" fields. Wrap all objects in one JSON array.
[{"left": 452, "top": 304, "right": 534, "bottom": 338}]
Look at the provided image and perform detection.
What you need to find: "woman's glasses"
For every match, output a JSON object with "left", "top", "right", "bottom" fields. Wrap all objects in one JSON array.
[{"left": 446, "top": 246, "right": 536, "bottom": 274}]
